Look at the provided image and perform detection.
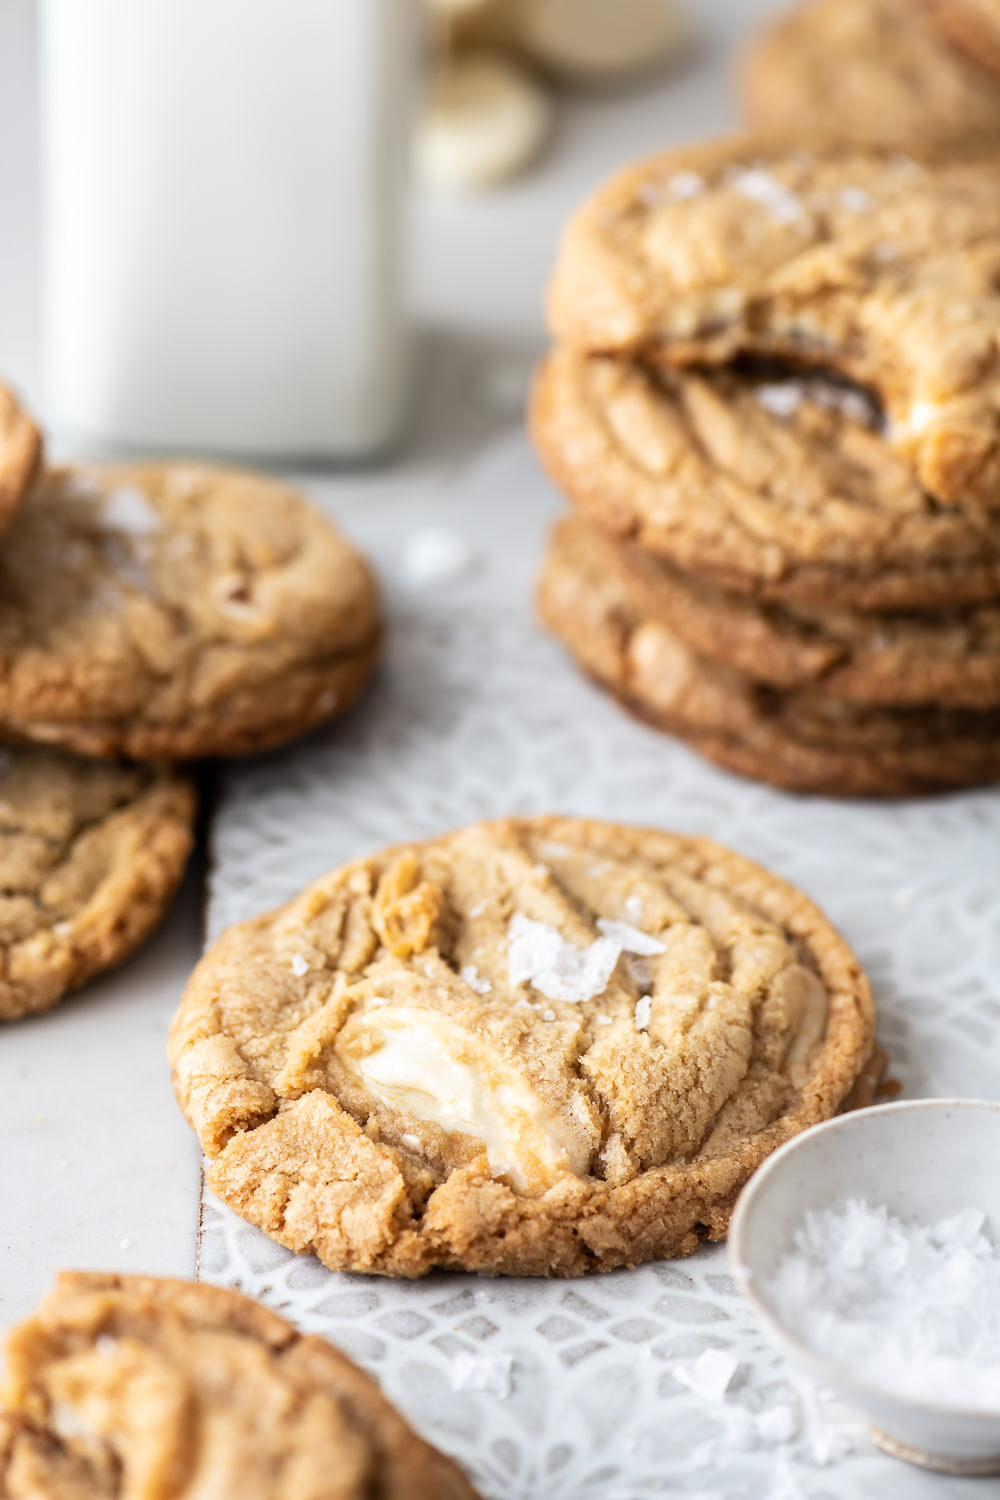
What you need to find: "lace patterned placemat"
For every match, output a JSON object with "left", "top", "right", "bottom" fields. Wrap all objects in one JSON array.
[{"left": 201, "top": 429, "right": 1000, "bottom": 1499}]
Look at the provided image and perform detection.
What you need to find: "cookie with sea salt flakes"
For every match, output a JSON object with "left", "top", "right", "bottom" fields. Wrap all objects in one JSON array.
[
  {"left": 0, "top": 1272, "right": 480, "bottom": 1500},
  {"left": 532, "top": 349, "right": 1000, "bottom": 612},
  {"left": 0, "top": 465, "right": 379, "bottom": 761},
  {"left": 538, "top": 515, "right": 1000, "bottom": 797},
  {"left": 547, "top": 140, "right": 1000, "bottom": 512},
  {"left": 0, "top": 383, "right": 42, "bottom": 538},
  {"left": 742, "top": 0, "right": 1000, "bottom": 155},
  {"left": 0, "top": 745, "right": 195, "bottom": 1021},
  {"left": 168, "top": 815, "right": 879, "bottom": 1277}
]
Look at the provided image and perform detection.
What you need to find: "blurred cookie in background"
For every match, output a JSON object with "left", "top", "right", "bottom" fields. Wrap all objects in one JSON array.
[{"left": 742, "top": 0, "right": 1000, "bottom": 154}]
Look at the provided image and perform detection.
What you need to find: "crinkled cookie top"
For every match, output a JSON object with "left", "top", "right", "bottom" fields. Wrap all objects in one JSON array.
[
  {"left": 169, "top": 816, "right": 876, "bottom": 1277},
  {"left": 0, "top": 464, "right": 379, "bottom": 760},
  {"left": 548, "top": 140, "right": 1000, "bottom": 510}
]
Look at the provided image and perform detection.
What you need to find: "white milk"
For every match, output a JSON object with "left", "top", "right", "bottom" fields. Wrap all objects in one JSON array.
[{"left": 39, "top": 0, "right": 417, "bottom": 459}]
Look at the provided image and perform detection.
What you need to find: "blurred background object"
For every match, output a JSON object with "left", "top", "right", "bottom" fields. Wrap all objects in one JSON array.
[
  {"left": 39, "top": 0, "right": 418, "bottom": 460},
  {"left": 418, "top": 0, "right": 689, "bottom": 193}
]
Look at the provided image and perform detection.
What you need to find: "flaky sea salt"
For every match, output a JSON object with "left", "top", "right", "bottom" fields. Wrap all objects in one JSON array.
[
  {"left": 673, "top": 1348, "right": 740, "bottom": 1402},
  {"left": 757, "top": 377, "right": 874, "bottom": 428},
  {"left": 460, "top": 964, "right": 492, "bottom": 995},
  {"left": 837, "top": 185, "right": 874, "bottom": 213},
  {"left": 596, "top": 918, "right": 666, "bottom": 958},
  {"left": 727, "top": 166, "right": 804, "bottom": 225},
  {"left": 289, "top": 954, "right": 309, "bottom": 977},
  {"left": 507, "top": 913, "right": 665, "bottom": 1005},
  {"left": 450, "top": 1350, "right": 514, "bottom": 1399},
  {"left": 767, "top": 1199, "right": 1000, "bottom": 1410},
  {"left": 634, "top": 996, "right": 652, "bottom": 1032},
  {"left": 102, "top": 484, "right": 161, "bottom": 537}
]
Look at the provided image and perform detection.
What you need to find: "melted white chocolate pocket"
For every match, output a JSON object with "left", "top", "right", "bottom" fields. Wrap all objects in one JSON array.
[{"left": 337, "top": 1006, "right": 590, "bottom": 1191}]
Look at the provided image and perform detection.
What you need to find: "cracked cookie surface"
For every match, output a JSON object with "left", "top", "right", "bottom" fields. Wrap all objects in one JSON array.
[
  {"left": 0, "top": 465, "right": 380, "bottom": 761},
  {"left": 742, "top": 0, "right": 1000, "bottom": 154},
  {"left": 0, "top": 747, "right": 195, "bottom": 1021},
  {"left": 168, "top": 815, "right": 877, "bottom": 1277},
  {"left": 532, "top": 349, "right": 1000, "bottom": 611},
  {"left": 547, "top": 140, "right": 1000, "bottom": 511},
  {"left": 539, "top": 516, "right": 1000, "bottom": 797},
  {"left": 0, "top": 1272, "right": 479, "bottom": 1500}
]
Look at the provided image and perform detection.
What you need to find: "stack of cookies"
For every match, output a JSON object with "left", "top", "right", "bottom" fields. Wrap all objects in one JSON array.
[
  {"left": 0, "top": 387, "right": 380, "bottom": 1022},
  {"left": 533, "top": 139, "right": 1000, "bottom": 797}
]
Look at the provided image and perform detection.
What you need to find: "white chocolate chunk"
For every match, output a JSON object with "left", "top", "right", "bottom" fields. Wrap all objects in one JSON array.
[
  {"left": 338, "top": 1006, "right": 590, "bottom": 1189},
  {"left": 508, "top": 0, "right": 686, "bottom": 81},
  {"left": 416, "top": 51, "right": 551, "bottom": 192}
]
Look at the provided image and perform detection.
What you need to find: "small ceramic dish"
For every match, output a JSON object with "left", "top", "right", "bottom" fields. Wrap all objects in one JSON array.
[{"left": 729, "top": 1098, "right": 1000, "bottom": 1476}]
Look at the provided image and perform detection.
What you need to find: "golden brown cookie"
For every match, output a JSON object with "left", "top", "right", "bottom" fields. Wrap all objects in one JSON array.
[
  {"left": 547, "top": 139, "right": 1000, "bottom": 510},
  {"left": 532, "top": 348, "right": 1000, "bottom": 611},
  {"left": 168, "top": 815, "right": 878, "bottom": 1276},
  {"left": 595, "top": 519, "right": 1000, "bottom": 709},
  {"left": 0, "top": 384, "right": 42, "bottom": 540},
  {"left": 0, "top": 1272, "right": 479, "bottom": 1499},
  {"left": 927, "top": 0, "right": 1000, "bottom": 82},
  {"left": 0, "top": 747, "right": 195, "bottom": 1022},
  {"left": 0, "top": 465, "right": 380, "bottom": 761},
  {"left": 538, "top": 516, "right": 1000, "bottom": 797},
  {"left": 742, "top": 0, "right": 1000, "bottom": 154}
]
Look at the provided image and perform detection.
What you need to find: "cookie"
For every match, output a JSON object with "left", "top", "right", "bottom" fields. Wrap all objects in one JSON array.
[
  {"left": 547, "top": 140, "right": 1000, "bottom": 511},
  {"left": 169, "top": 815, "right": 878, "bottom": 1277},
  {"left": 595, "top": 519, "right": 1000, "bottom": 709},
  {"left": 0, "top": 747, "right": 195, "bottom": 1022},
  {"left": 532, "top": 348, "right": 1000, "bottom": 611},
  {"left": 538, "top": 516, "right": 1000, "bottom": 797},
  {"left": 0, "top": 384, "right": 42, "bottom": 540},
  {"left": 0, "top": 464, "right": 380, "bottom": 761},
  {"left": 742, "top": 0, "right": 1000, "bottom": 155},
  {"left": 0, "top": 1272, "right": 479, "bottom": 1499},
  {"left": 927, "top": 0, "right": 1000, "bottom": 83}
]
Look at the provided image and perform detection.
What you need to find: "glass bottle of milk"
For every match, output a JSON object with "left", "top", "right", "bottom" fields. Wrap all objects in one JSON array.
[{"left": 39, "top": 0, "right": 417, "bottom": 460}]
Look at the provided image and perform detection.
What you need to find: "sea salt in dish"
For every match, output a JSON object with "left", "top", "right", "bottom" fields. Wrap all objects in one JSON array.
[
  {"left": 730, "top": 1100, "right": 1000, "bottom": 1474},
  {"left": 767, "top": 1200, "right": 1000, "bottom": 1411}
]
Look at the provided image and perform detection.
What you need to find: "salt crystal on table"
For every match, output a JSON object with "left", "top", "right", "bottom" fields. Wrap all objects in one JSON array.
[
  {"left": 673, "top": 1348, "right": 740, "bottom": 1402},
  {"left": 767, "top": 1199, "right": 1000, "bottom": 1410},
  {"left": 401, "top": 528, "right": 476, "bottom": 588},
  {"left": 450, "top": 1349, "right": 514, "bottom": 1398}
]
